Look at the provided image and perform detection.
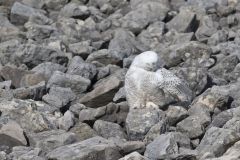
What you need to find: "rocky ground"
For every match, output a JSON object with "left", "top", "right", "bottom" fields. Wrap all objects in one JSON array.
[{"left": 0, "top": 0, "right": 240, "bottom": 159}]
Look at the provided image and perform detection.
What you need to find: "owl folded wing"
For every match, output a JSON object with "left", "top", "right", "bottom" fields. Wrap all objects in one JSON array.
[{"left": 155, "top": 68, "right": 193, "bottom": 102}]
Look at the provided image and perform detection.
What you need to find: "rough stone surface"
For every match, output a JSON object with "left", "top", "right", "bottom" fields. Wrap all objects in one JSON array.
[
  {"left": 126, "top": 108, "right": 165, "bottom": 141},
  {"left": 47, "top": 136, "right": 122, "bottom": 160},
  {"left": 1, "top": 0, "right": 240, "bottom": 159}
]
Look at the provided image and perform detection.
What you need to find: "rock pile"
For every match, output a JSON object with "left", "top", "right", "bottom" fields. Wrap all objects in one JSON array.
[{"left": 0, "top": 0, "right": 240, "bottom": 159}]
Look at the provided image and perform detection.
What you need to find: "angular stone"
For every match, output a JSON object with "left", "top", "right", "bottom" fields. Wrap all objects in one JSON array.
[
  {"left": 86, "top": 49, "right": 117, "bottom": 65},
  {"left": 79, "top": 106, "right": 106, "bottom": 123},
  {"left": 166, "top": 9, "right": 197, "bottom": 33},
  {"left": 160, "top": 41, "right": 212, "bottom": 67},
  {"left": 43, "top": 86, "right": 76, "bottom": 109},
  {"left": 93, "top": 120, "right": 127, "bottom": 140},
  {"left": 15, "top": 43, "right": 68, "bottom": 68},
  {"left": 79, "top": 69, "right": 126, "bottom": 108},
  {"left": 137, "top": 21, "right": 165, "bottom": 49},
  {"left": 223, "top": 117, "right": 240, "bottom": 133},
  {"left": 8, "top": 146, "right": 44, "bottom": 160},
  {"left": 28, "top": 130, "right": 77, "bottom": 153},
  {"left": 205, "top": 140, "right": 240, "bottom": 160},
  {"left": 47, "top": 136, "right": 122, "bottom": 160},
  {"left": 121, "top": 2, "right": 169, "bottom": 33},
  {"left": 58, "top": 111, "right": 75, "bottom": 131},
  {"left": 0, "top": 15, "right": 20, "bottom": 42},
  {"left": 0, "top": 66, "right": 36, "bottom": 88},
  {"left": 10, "top": 2, "right": 47, "bottom": 25},
  {"left": 144, "top": 132, "right": 191, "bottom": 159},
  {"left": 68, "top": 41, "right": 93, "bottom": 58},
  {"left": 119, "top": 152, "right": 149, "bottom": 160},
  {"left": 166, "top": 105, "right": 188, "bottom": 126},
  {"left": 13, "top": 81, "right": 46, "bottom": 100},
  {"left": 60, "top": 3, "right": 90, "bottom": 19},
  {"left": 47, "top": 71, "right": 90, "bottom": 95},
  {"left": 108, "top": 29, "right": 139, "bottom": 61},
  {"left": 67, "top": 56, "right": 97, "bottom": 80},
  {"left": 24, "top": 22, "right": 56, "bottom": 40},
  {"left": 126, "top": 108, "right": 165, "bottom": 141},
  {"left": 197, "top": 127, "right": 240, "bottom": 157},
  {"left": 70, "top": 122, "right": 97, "bottom": 141},
  {"left": 144, "top": 120, "right": 169, "bottom": 144},
  {"left": 177, "top": 115, "right": 206, "bottom": 139},
  {"left": 31, "top": 62, "right": 66, "bottom": 80},
  {"left": 0, "top": 120, "right": 27, "bottom": 149},
  {"left": 195, "top": 16, "right": 218, "bottom": 42},
  {"left": 209, "top": 55, "right": 240, "bottom": 81},
  {"left": 0, "top": 99, "right": 58, "bottom": 133}
]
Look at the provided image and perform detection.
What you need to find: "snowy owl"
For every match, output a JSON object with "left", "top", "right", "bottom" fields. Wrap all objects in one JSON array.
[{"left": 125, "top": 51, "right": 193, "bottom": 110}]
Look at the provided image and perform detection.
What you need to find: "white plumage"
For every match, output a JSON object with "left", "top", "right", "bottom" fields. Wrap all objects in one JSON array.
[{"left": 125, "top": 51, "right": 193, "bottom": 110}]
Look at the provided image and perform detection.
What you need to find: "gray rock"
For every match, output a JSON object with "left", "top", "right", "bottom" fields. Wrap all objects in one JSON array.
[
  {"left": 0, "top": 99, "right": 58, "bottom": 133},
  {"left": 86, "top": 49, "right": 118, "bottom": 65},
  {"left": 67, "top": 56, "right": 97, "bottom": 80},
  {"left": 223, "top": 117, "right": 240, "bottom": 133},
  {"left": 10, "top": 2, "right": 47, "bottom": 25},
  {"left": 126, "top": 108, "right": 164, "bottom": 141},
  {"left": 116, "top": 140, "right": 145, "bottom": 155},
  {"left": 123, "top": 55, "right": 136, "bottom": 68},
  {"left": 68, "top": 41, "right": 93, "bottom": 58},
  {"left": 121, "top": 1, "right": 169, "bottom": 33},
  {"left": 79, "top": 69, "right": 126, "bottom": 108},
  {"left": 144, "top": 132, "right": 191, "bottom": 159},
  {"left": 160, "top": 41, "right": 212, "bottom": 67},
  {"left": 0, "top": 15, "right": 20, "bottom": 42},
  {"left": 166, "top": 105, "right": 188, "bottom": 126},
  {"left": 113, "top": 87, "right": 126, "bottom": 102},
  {"left": 47, "top": 71, "right": 90, "bottom": 95},
  {"left": 119, "top": 152, "right": 149, "bottom": 160},
  {"left": 210, "top": 109, "right": 234, "bottom": 128},
  {"left": 28, "top": 130, "right": 77, "bottom": 153},
  {"left": 209, "top": 55, "right": 240, "bottom": 81},
  {"left": 0, "top": 120, "right": 27, "bottom": 149},
  {"left": 0, "top": 66, "right": 42, "bottom": 88},
  {"left": 208, "top": 29, "right": 228, "bottom": 46},
  {"left": 43, "top": 86, "right": 76, "bottom": 109},
  {"left": 137, "top": 21, "right": 165, "bottom": 49},
  {"left": 13, "top": 81, "right": 46, "bottom": 100},
  {"left": 93, "top": 120, "right": 127, "bottom": 140},
  {"left": 108, "top": 29, "right": 139, "bottom": 61},
  {"left": 31, "top": 62, "right": 66, "bottom": 80},
  {"left": 166, "top": 9, "right": 197, "bottom": 33},
  {"left": 205, "top": 140, "right": 240, "bottom": 160},
  {"left": 196, "top": 127, "right": 240, "bottom": 158},
  {"left": 69, "top": 103, "right": 86, "bottom": 117},
  {"left": 44, "top": 0, "right": 68, "bottom": 10},
  {"left": 144, "top": 120, "right": 169, "bottom": 144},
  {"left": 79, "top": 106, "right": 106, "bottom": 123},
  {"left": 60, "top": 3, "right": 90, "bottom": 19},
  {"left": 177, "top": 115, "right": 206, "bottom": 139},
  {"left": 0, "top": 81, "right": 11, "bottom": 90},
  {"left": 21, "top": 0, "right": 45, "bottom": 9},
  {"left": 195, "top": 16, "right": 218, "bottom": 42},
  {"left": 70, "top": 122, "right": 97, "bottom": 141},
  {"left": 47, "top": 136, "right": 122, "bottom": 160},
  {"left": 15, "top": 43, "right": 68, "bottom": 68},
  {"left": 163, "top": 29, "right": 195, "bottom": 46},
  {"left": 97, "top": 64, "right": 121, "bottom": 80},
  {"left": 24, "top": 22, "right": 56, "bottom": 40},
  {"left": 8, "top": 146, "right": 45, "bottom": 160},
  {"left": 58, "top": 111, "right": 75, "bottom": 131},
  {"left": 99, "top": 102, "right": 129, "bottom": 126}
]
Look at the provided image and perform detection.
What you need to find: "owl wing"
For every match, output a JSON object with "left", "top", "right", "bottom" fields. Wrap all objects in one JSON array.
[{"left": 156, "top": 68, "right": 193, "bottom": 102}]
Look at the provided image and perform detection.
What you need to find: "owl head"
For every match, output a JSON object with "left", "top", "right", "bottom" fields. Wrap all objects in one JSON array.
[{"left": 131, "top": 51, "right": 160, "bottom": 71}]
